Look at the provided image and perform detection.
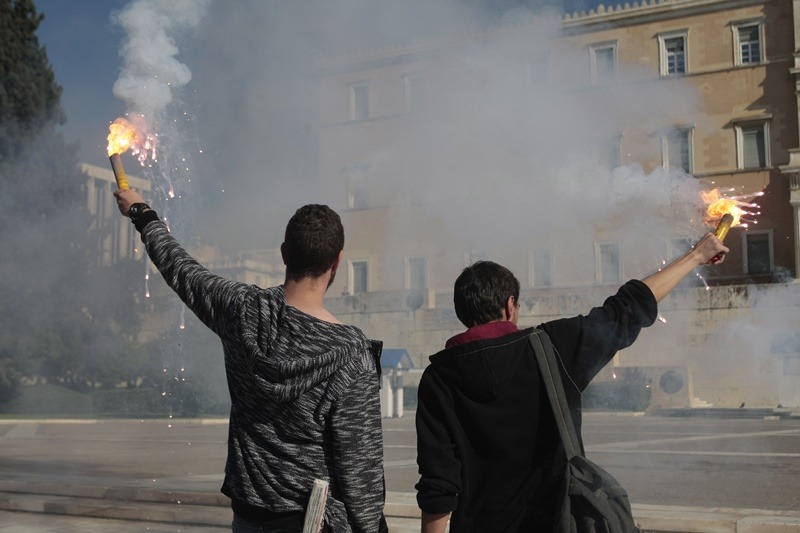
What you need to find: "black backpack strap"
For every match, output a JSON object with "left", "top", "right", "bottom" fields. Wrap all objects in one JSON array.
[{"left": 528, "top": 329, "right": 581, "bottom": 461}]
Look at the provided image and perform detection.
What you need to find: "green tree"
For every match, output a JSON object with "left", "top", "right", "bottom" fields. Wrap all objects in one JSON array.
[
  {"left": 0, "top": 0, "right": 94, "bottom": 401},
  {"left": 0, "top": 0, "right": 63, "bottom": 162}
]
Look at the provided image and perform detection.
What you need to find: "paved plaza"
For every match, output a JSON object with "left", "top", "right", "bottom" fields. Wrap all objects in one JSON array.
[{"left": 1, "top": 412, "right": 800, "bottom": 531}]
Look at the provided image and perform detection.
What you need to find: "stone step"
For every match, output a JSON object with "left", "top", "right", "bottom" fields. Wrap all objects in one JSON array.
[
  {"left": 4, "top": 481, "right": 800, "bottom": 532},
  {"left": 0, "top": 491, "right": 230, "bottom": 527},
  {"left": 0, "top": 482, "right": 423, "bottom": 531}
]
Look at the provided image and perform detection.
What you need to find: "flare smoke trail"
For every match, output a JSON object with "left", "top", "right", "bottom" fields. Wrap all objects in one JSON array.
[{"left": 112, "top": 0, "right": 210, "bottom": 128}]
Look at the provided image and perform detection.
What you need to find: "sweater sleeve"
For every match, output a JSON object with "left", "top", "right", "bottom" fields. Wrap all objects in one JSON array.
[
  {"left": 329, "top": 358, "right": 387, "bottom": 533},
  {"left": 541, "top": 279, "right": 658, "bottom": 391},
  {"left": 140, "top": 220, "right": 249, "bottom": 337},
  {"left": 415, "top": 370, "right": 461, "bottom": 514}
]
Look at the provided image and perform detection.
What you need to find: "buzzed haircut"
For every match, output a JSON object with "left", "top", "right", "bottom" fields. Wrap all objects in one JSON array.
[
  {"left": 283, "top": 204, "right": 344, "bottom": 281},
  {"left": 453, "top": 260, "right": 520, "bottom": 328}
]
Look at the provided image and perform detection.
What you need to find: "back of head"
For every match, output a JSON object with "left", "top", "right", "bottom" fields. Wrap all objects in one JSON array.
[
  {"left": 283, "top": 204, "right": 344, "bottom": 281},
  {"left": 453, "top": 261, "right": 520, "bottom": 328}
]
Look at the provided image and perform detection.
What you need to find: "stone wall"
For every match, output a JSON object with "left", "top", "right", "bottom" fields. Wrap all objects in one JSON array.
[{"left": 328, "top": 281, "right": 800, "bottom": 407}]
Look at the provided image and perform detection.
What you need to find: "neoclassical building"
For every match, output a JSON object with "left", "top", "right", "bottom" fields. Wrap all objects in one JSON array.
[
  {"left": 312, "top": 0, "right": 800, "bottom": 408},
  {"left": 82, "top": 163, "right": 151, "bottom": 266}
]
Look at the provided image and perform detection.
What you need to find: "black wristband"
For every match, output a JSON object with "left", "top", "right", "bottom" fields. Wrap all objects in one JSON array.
[{"left": 133, "top": 210, "right": 160, "bottom": 233}]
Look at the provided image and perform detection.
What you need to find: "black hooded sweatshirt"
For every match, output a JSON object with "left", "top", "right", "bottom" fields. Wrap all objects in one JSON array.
[{"left": 415, "top": 280, "right": 657, "bottom": 532}]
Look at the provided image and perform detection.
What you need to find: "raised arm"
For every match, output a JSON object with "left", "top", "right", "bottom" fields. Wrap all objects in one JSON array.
[
  {"left": 642, "top": 233, "right": 728, "bottom": 302},
  {"left": 113, "top": 188, "right": 248, "bottom": 336}
]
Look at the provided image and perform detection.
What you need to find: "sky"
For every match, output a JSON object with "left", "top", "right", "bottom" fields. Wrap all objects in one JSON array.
[
  {"left": 35, "top": 0, "right": 606, "bottom": 170},
  {"left": 37, "top": 0, "right": 131, "bottom": 167}
]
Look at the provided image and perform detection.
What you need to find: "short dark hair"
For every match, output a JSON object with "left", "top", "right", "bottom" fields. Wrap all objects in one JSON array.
[
  {"left": 453, "top": 261, "right": 520, "bottom": 328},
  {"left": 283, "top": 204, "right": 344, "bottom": 281}
]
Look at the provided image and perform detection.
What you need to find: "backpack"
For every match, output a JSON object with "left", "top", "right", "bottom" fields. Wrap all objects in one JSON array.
[{"left": 529, "top": 330, "right": 642, "bottom": 533}]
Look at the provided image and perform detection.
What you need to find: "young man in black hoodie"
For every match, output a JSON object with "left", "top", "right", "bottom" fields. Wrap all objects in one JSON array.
[
  {"left": 115, "top": 189, "right": 387, "bottom": 533},
  {"left": 415, "top": 233, "right": 728, "bottom": 533}
]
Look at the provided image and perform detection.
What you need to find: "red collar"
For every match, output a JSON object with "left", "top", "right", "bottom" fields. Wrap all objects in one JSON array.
[{"left": 445, "top": 321, "right": 519, "bottom": 349}]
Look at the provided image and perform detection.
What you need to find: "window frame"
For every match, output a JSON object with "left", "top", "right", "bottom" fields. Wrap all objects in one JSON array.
[
  {"left": 589, "top": 41, "right": 617, "bottom": 85},
  {"left": 732, "top": 19, "right": 764, "bottom": 67},
  {"left": 658, "top": 30, "right": 689, "bottom": 76},
  {"left": 595, "top": 241, "right": 623, "bottom": 284},
  {"left": 403, "top": 73, "right": 425, "bottom": 114},
  {"left": 349, "top": 259, "right": 370, "bottom": 294},
  {"left": 344, "top": 164, "right": 370, "bottom": 209},
  {"left": 742, "top": 230, "right": 773, "bottom": 276},
  {"left": 405, "top": 256, "right": 428, "bottom": 290},
  {"left": 662, "top": 126, "right": 693, "bottom": 173},
  {"left": 528, "top": 249, "right": 554, "bottom": 288},
  {"left": 735, "top": 120, "right": 771, "bottom": 169},
  {"left": 349, "top": 82, "right": 371, "bottom": 121}
]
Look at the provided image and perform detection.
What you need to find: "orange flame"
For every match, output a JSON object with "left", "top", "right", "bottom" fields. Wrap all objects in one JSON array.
[
  {"left": 107, "top": 117, "right": 139, "bottom": 156},
  {"left": 701, "top": 189, "right": 742, "bottom": 227}
]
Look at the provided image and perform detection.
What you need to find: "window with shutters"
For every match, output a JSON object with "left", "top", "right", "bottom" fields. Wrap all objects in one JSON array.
[
  {"left": 735, "top": 121, "right": 770, "bottom": 169},
  {"left": 658, "top": 31, "right": 688, "bottom": 76},
  {"left": 732, "top": 20, "right": 763, "bottom": 66}
]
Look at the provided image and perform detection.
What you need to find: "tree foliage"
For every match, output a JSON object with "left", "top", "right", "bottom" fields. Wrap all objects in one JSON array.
[
  {"left": 0, "top": 0, "right": 64, "bottom": 163},
  {"left": 0, "top": 0, "right": 101, "bottom": 401}
]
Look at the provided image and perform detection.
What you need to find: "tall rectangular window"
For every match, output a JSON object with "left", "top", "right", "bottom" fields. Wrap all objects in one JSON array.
[
  {"left": 590, "top": 43, "right": 616, "bottom": 85},
  {"left": 529, "top": 250, "right": 553, "bottom": 287},
  {"left": 736, "top": 122, "right": 769, "bottom": 169},
  {"left": 734, "top": 22, "right": 762, "bottom": 65},
  {"left": 350, "top": 83, "right": 370, "bottom": 121},
  {"left": 659, "top": 32, "right": 688, "bottom": 76},
  {"left": 345, "top": 164, "right": 370, "bottom": 209},
  {"left": 404, "top": 75, "right": 425, "bottom": 113},
  {"left": 597, "top": 242, "right": 621, "bottom": 284},
  {"left": 664, "top": 128, "right": 692, "bottom": 172},
  {"left": 744, "top": 232, "right": 772, "bottom": 275},
  {"left": 406, "top": 256, "right": 427, "bottom": 290},
  {"left": 350, "top": 260, "right": 369, "bottom": 293}
]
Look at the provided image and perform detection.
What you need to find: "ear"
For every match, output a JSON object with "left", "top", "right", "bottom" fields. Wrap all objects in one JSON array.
[
  {"left": 280, "top": 243, "right": 288, "bottom": 265},
  {"left": 330, "top": 250, "right": 344, "bottom": 274},
  {"left": 501, "top": 295, "right": 515, "bottom": 321}
]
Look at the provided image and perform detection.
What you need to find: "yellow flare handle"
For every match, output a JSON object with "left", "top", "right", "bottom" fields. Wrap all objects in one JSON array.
[
  {"left": 714, "top": 213, "right": 734, "bottom": 242},
  {"left": 109, "top": 153, "right": 130, "bottom": 190}
]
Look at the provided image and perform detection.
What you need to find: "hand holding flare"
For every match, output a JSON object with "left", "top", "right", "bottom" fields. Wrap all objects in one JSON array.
[
  {"left": 708, "top": 213, "right": 733, "bottom": 264},
  {"left": 714, "top": 213, "right": 734, "bottom": 241}
]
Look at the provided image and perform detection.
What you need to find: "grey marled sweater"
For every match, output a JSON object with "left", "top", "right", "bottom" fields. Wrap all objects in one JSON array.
[{"left": 139, "top": 219, "right": 386, "bottom": 533}]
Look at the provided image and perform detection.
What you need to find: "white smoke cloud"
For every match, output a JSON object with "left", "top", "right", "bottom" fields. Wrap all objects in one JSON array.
[{"left": 111, "top": 0, "right": 210, "bottom": 126}]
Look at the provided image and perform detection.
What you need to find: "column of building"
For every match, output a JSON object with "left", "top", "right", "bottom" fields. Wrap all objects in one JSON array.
[{"left": 785, "top": 1, "right": 800, "bottom": 279}]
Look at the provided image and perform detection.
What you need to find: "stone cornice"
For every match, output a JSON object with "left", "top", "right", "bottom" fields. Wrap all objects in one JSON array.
[{"left": 316, "top": 0, "right": 773, "bottom": 71}]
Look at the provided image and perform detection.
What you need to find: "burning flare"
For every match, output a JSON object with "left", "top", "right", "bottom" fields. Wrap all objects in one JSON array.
[
  {"left": 701, "top": 188, "right": 763, "bottom": 239},
  {"left": 107, "top": 117, "right": 139, "bottom": 157},
  {"left": 106, "top": 118, "right": 141, "bottom": 190}
]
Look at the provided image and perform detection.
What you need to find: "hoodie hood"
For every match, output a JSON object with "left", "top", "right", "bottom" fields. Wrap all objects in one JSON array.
[
  {"left": 429, "top": 327, "right": 535, "bottom": 402},
  {"left": 235, "top": 286, "right": 382, "bottom": 404}
]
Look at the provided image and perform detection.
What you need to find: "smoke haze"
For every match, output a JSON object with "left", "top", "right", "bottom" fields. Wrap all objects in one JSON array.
[
  {"left": 112, "top": 0, "right": 708, "bottom": 261},
  {"left": 103, "top": 0, "right": 797, "bottom": 409}
]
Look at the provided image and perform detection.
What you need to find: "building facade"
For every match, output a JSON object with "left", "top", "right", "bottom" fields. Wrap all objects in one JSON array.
[
  {"left": 313, "top": 0, "right": 800, "bottom": 407},
  {"left": 83, "top": 163, "right": 151, "bottom": 266}
]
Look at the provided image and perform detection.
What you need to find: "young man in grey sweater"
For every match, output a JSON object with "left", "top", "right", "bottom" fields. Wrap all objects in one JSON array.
[{"left": 115, "top": 189, "right": 387, "bottom": 533}]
